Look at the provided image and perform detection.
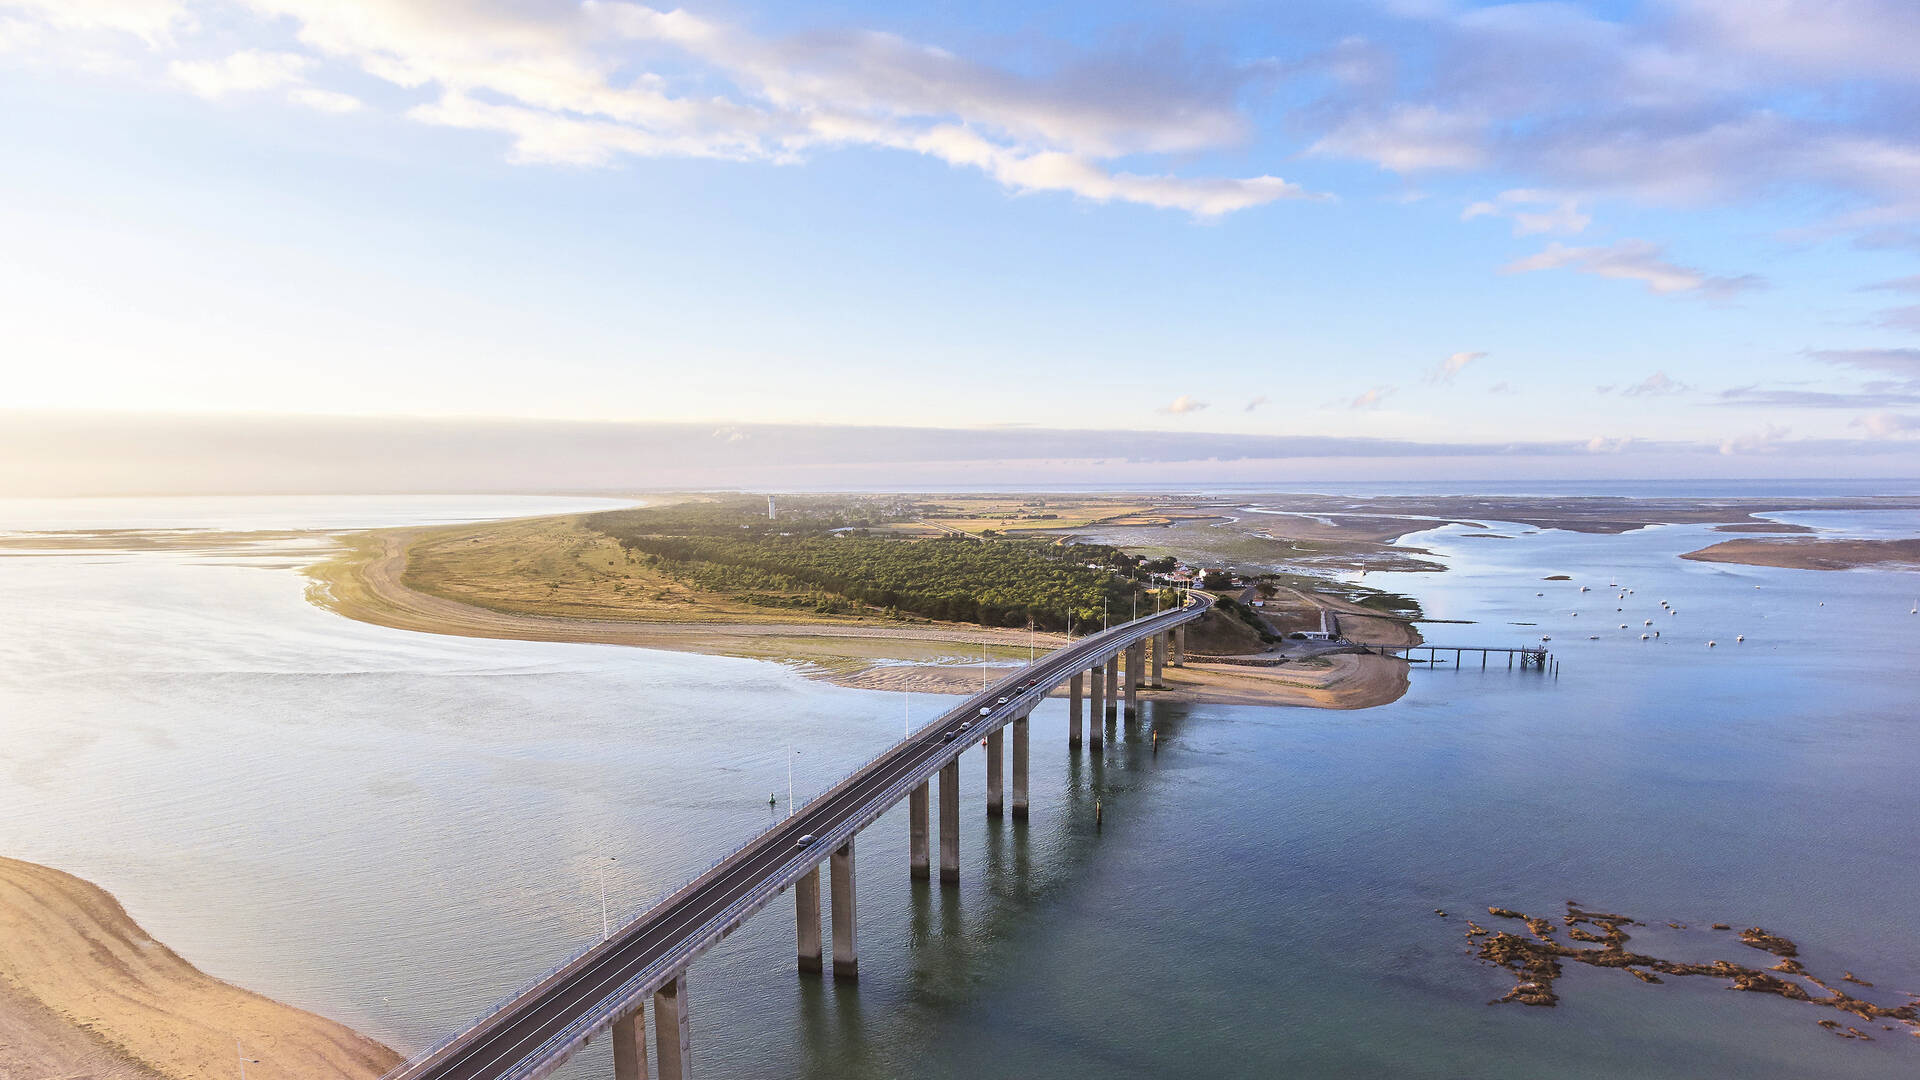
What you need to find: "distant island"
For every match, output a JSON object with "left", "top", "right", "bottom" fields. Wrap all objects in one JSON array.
[{"left": 1682, "top": 537, "right": 1920, "bottom": 570}]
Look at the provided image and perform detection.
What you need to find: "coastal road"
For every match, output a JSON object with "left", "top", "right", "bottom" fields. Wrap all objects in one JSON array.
[{"left": 390, "top": 594, "right": 1209, "bottom": 1080}]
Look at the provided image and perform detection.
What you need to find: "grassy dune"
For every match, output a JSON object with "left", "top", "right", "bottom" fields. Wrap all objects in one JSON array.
[{"left": 395, "top": 514, "right": 894, "bottom": 626}]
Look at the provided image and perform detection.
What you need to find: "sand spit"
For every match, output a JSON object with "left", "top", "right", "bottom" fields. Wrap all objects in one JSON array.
[
  {"left": 0, "top": 857, "right": 399, "bottom": 1080},
  {"left": 1680, "top": 537, "right": 1920, "bottom": 571},
  {"left": 1710, "top": 523, "right": 1816, "bottom": 534},
  {"left": 307, "top": 532, "right": 1411, "bottom": 710}
]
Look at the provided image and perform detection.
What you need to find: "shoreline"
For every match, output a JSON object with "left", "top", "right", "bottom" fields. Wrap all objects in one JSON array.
[
  {"left": 304, "top": 525, "right": 1414, "bottom": 710},
  {"left": 0, "top": 506, "right": 1410, "bottom": 1080},
  {"left": 1680, "top": 537, "right": 1920, "bottom": 571},
  {"left": 0, "top": 857, "right": 398, "bottom": 1080}
]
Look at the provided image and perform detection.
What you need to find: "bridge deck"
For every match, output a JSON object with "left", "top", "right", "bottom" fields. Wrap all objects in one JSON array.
[{"left": 387, "top": 597, "right": 1209, "bottom": 1080}]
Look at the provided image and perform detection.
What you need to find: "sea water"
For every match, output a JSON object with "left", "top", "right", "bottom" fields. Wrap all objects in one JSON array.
[{"left": 1, "top": 496, "right": 1916, "bottom": 1078}]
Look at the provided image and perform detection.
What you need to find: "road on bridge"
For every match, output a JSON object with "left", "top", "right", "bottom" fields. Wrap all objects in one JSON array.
[{"left": 390, "top": 594, "right": 1209, "bottom": 1080}]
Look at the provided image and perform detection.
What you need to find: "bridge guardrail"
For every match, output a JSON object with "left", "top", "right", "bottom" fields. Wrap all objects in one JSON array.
[
  {"left": 384, "top": 810, "right": 790, "bottom": 1079},
  {"left": 388, "top": 594, "right": 1210, "bottom": 1080}
]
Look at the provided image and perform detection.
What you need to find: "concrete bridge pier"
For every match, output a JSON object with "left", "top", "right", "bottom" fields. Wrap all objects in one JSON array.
[
  {"left": 831, "top": 841, "right": 857, "bottom": 982},
  {"left": 1011, "top": 713, "right": 1029, "bottom": 819},
  {"left": 985, "top": 727, "right": 1004, "bottom": 817},
  {"left": 1068, "top": 671, "right": 1084, "bottom": 747},
  {"left": 653, "top": 975, "right": 689, "bottom": 1080},
  {"left": 612, "top": 1006, "right": 649, "bottom": 1080},
  {"left": 1124, "top": 641, "right": 1140, "bottom": 715},
  {"left": 1173, "top": 626, "right": 1186, "bottom": 667},
  {"left": 1151, "top": 632, "right": 1166, "bottom": 687},
  {"left": 1104, "top": 655, "right": 1119, "bottom": 718},
  {"left": 909, "top": 782, "right": 929, "bottom": 879},
  {"left": 1088, "top": 663, "right": 1104, "bottom": 750},
  {"left": 939, "top": 759, "right": 961, "bottom": 885},
  {"left": 794, "top": 866, "right": 822, "bottom": 974}
]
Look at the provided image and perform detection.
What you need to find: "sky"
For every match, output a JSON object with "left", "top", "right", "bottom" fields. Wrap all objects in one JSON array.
[{"left": 4, "top": 0, "right": 1920, "bottom": 491}]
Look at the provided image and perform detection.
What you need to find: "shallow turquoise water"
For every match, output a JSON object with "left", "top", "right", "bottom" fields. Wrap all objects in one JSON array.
[{"left": 1, "top": 498, "right": 1916, "bottom": 1078}]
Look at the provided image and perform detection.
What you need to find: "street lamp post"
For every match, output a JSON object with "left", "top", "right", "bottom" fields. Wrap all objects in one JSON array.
[{"left": 598, "top": 856, "right": 619, "bottom": 941}]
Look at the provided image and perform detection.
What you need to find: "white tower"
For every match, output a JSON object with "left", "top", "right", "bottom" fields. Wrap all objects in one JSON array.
[{"left": 768, "top": 494, "right": 777, "bottom": 520}]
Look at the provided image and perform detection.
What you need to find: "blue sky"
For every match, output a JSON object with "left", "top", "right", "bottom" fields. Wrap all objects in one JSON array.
[{"left": 4, "top": 0, "right": 1920, "bottom": 487}]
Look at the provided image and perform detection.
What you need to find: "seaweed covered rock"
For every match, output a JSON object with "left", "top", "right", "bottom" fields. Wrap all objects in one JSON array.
[{"left": 1465, "top": 901, "right": 1920, "bottom": 1043}]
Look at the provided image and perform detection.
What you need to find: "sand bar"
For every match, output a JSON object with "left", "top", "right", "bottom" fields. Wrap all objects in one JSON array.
[{"left": 1680, "top": 537, "right": 1920, "bottom": 571}]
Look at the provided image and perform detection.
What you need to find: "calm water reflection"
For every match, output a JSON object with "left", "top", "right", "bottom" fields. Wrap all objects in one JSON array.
[{"left": 2, "top": 499, "right": 1916, "bottom": 1078}]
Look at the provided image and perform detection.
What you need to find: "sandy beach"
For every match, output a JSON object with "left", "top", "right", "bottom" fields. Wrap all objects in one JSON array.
[
  {"left": 0, "top": 857, "right": 398, "bottom": 1080},
  {"left": 307, "top": 528, "right": 1414, "bottom": 710},
  {"left": 831, "top": 651, "right": 1408, "bottom": 709}
]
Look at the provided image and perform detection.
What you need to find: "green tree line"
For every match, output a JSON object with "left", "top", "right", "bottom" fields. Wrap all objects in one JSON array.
[{"left": 586, "top": 500, "right": 1145, "bottom": 630}]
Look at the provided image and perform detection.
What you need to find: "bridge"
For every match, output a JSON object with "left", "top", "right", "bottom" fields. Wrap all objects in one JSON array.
[{"left": 384, "top": 592, "right": 1213, "bottom": 1080}]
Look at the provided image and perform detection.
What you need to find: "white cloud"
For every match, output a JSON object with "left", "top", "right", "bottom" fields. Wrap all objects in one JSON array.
[
  {"left": 86, "top": 0, "right": 1306, "bottom": 217},
  {"left": 1244, "top": 395, "right": 1269, "bottom": 412},
  {"left": 1159, "top": 394, "right": 1209, "bottom": 415},
  {"left": 1719, "top": 424, "right": 1791, "bottom": 455},
  {"left": 1503, "top": 239, "right": 1761, "bottom": 298},
  {"left": 166, "top": 46, "right": 359, "bottom": 114},
  {"left": 0, "top": 14, "right": 44, "bottom": 51},
  {"left": 169, "top": 49, "right": 311, "bottom": 98},
  {"left": 15, "top": 0, "right": 1920, "bottom": 236},
  {"left": 1875, "top": 306, "right": 1920, "bottom": 334},
  {"left": 1852, "top": 412, "right": 1920, "bottom": 438},
  {"left": 1811, "top": 348, "right": 1920, "bottom": 377},
  {"left": 1310, "top": 104, "right": 1487, "bottom": 171},
  {"left": 4, "top": 0, "right": 192, "bottom": 47},
  {"left": 1864, "top": 275, "right": 1920, "bottom": 294},
  {"left": 1622, "top": 371, "right": 1691, "bottom": 397},
  {"left": 1669, "top": 0, "right": 1920, "bottom": 83},
  {"left": 901, "top": 127, "right": 1310, "bottom": 215},
  {"left": 407, "top": 91, "right": 748, "bottom": 166},
  {"left": 1303, "top": 1, "right": 1920, "bottom": 242},
  {"left": 1460, "top": 189, "right": 1590, "bottom": 236},
  {"left": 1431, "top": 350, "right": 1485, "bottom": 382},
  {"left": 1586, "top": 435, "right": 1635, "bottom": 453},
  {"left": 1349, "top": 386, "right": 1394, "bottom": 410},
  {"left": 288, "top": 86, "right": 361, "bottom": 113}
]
